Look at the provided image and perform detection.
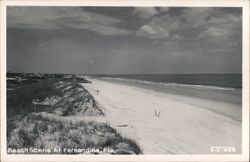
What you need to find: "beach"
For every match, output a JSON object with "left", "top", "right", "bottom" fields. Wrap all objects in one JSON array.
[{"left": 82, "top": 77, "right": 242, "bottom": 154}]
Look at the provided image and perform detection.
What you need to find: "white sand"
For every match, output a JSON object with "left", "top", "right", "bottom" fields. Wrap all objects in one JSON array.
[{"left": 81, "top": 78, "right": 241, "bottom": 154}]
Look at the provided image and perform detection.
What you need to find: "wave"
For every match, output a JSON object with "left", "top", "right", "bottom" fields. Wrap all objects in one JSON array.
[{"left": 99, "top": 77, "right": 237, "bottom": 91}]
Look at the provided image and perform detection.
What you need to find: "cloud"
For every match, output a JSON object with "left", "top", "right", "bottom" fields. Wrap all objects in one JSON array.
[
  {"left": 135, "top": 8, "right": 212, "bottom": 40},
  {"left": 158, "top": 7, "right": 170, "bottom": 13},
  {"left": 136, "top": 15, "right": 184, "bottom": 39},
  {"left": 180, "top": 8, "right": 241, "bottom": 40},
  {"left": 136, "top": 7, "right": 241, "bottom": 41},
  {"left": 172, "top": 33, "right": 182, "bottom": 40},
  {"left": 182, "top": 8, "right": 213, "bottom": 27},
  {"left": 136, "top": 24, "right": 169, "bottom": 39},
  {"left": 198, "top": 13, "right": 241, "bottom": 39},
  {"left": 133, "top": 7, "right": 158, "bottom": 19},
  {"left": 135, "top": 8, "right": 211, "bottom": 40},
  {"left": 7, "top": 7, "right": 131, "bottom": 36},
  {"left": 133, "top": 7, "right": 169, "bottom": 19},
  {"left": 210, "top": 48, "right": 233, "bottom": 53},
  {"left": 199, "top": 27, "right": 231, "bottom": 38}
]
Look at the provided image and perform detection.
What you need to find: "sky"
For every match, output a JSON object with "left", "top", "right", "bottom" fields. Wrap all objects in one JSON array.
[{"left": 7, "top": 7, "right": 242, "bottom": 74}]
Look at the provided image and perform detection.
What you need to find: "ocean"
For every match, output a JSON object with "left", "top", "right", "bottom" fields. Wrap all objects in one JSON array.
[{"left": 92, "top": 74, "right": 242, "bottom": 89}]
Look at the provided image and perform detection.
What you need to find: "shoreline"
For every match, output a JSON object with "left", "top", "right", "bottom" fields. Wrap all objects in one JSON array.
[
  {"left": 92, "top": 76, "right": 242, "bottom": 104},
  {"left": 82, "top": 77, "right": 242, "bottom": 154},
  {"left": 96, "top": 76, "right": 242, "bottom": 90},
  {"left": 87, "top": 76, "right": 242, "bottom": 121}
]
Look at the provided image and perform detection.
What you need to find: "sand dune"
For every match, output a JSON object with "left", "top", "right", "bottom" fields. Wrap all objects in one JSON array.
[{"left": 81, "top": 78, "right": 242, "bottom": 154}]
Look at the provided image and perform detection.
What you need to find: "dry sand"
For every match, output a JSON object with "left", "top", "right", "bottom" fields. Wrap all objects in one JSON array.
[{"left": 81, "top": 78, "right": 242, "bottom": 154}]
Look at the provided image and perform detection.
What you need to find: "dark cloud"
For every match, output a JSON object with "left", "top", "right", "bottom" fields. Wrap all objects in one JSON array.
[
  {"left": 7, "top": 7, "right": 242, "bottom": 74},
  {"left": 7, "top": 7, "right": 132, "bottom": 36}
]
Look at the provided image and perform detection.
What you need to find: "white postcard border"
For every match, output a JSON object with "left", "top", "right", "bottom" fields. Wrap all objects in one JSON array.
[{"left": 1, "top": 0, "right": 249, "bottom": 161}]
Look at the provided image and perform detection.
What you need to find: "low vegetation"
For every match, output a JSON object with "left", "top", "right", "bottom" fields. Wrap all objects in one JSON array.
[
  {"left": 7, "top": 72, "right": 141, "bottom": 154},
  {"left": 8, "top": 115, "right": 141, "bottom": 154}
]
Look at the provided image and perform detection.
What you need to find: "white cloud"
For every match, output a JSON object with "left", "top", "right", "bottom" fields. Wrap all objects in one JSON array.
[
  {"left": 136, "top": 8, "right": 241, "bottom": 41},
  {"left": 198, "top": 13, "right": 241, "bottom": 39},
  {"left": 182, "top": 8, "right": 213, "bottom": 27},
  {"left": 7, "top": 7, "right": 131, "bottom": 36},
  {"left": 136, "top": 15, "right": 184, "bottom": 39},
  {"left": 133, "top": 7, "right": 158, "bottom": 19},
  {"left": 172, "top": 33, "right": 182, "bottom": 40},
  {"left": 137, "top": 24, "right": 169, "bottom": 39},
  {"left": 199, "top": 27, "right": 231, "bottom": 38},
  {"left": 133, "top": 7, "right": 169, "bottom": 19},
  {"left": 208, "top": 13, "right": 241, "bottom": 26}
]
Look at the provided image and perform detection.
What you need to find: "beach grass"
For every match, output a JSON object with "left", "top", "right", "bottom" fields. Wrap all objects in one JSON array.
[{"left": 7, "top": 73, "right": 142, "bottom": 154}]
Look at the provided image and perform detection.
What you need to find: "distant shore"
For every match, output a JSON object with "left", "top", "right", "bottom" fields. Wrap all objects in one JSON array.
[{"left": 82, "top": 77, "right": 242, "bottom": 154}]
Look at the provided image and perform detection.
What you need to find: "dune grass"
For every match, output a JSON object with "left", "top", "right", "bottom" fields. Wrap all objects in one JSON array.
[
  {"left": 7, "top": 79, "right": 62, "bottom": 116},
  {"left": 8, "top": 114, "right": 142, "bottom": 154},
  {"left": 7, "top": 73, "right": 142, "bottom": 154}
]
